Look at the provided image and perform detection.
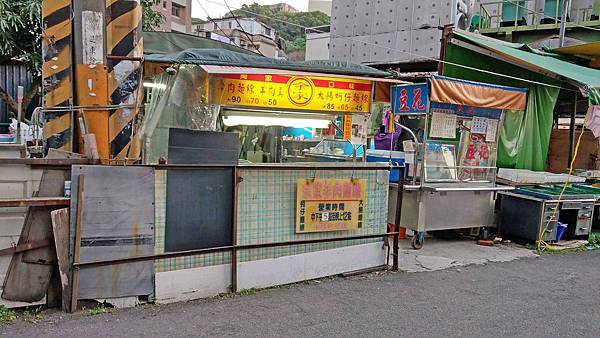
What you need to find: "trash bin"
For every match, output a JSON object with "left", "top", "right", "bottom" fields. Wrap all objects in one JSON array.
[{"left": 556, "top": 222, "right": 568, "bottom": 241}]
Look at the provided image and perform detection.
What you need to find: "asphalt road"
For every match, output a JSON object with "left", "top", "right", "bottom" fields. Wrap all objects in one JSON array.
[{"left": 3, "top": 250, "right": 600, "bottom": 337}]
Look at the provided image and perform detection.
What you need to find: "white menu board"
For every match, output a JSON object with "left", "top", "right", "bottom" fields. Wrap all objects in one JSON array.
[{"left": 430, "top": 112, "right": 457, "bottom": 139}]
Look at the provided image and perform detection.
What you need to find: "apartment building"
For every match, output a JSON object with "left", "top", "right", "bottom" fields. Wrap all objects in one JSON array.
[
  {"left": 309, "top": 0, "right": 333, "bottom": 15},
  {"left": 305, "top": 25, "right": 331, "bottom": 60},
  {"left": 266, "top": 3, "right": 299, "bottom": 13},
  {"left": 195, "top": 17, "right": 286, "bottom": 58},
  {"left": 153, "top": 0, "right": 193, "bottom": 34},
  {"left": 329, "top": 0, "right": 600, "bottom": 68}
]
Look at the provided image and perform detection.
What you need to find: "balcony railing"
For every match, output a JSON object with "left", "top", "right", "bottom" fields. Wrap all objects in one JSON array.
[{"left": 479, "top": 0, "right": 600, "bottom": 31}]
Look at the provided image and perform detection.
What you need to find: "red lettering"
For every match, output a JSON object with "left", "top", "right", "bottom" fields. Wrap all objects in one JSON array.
[
  {"left": 400, "top": 89, "right": 410, "bottom": 111},
  {"left": 412, "top": 88, "right": 425, "bottom": 110}
]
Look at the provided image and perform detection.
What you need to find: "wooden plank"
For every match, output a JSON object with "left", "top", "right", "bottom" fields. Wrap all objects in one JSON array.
[
  {"left": 2, "top": 169, "right": 67, "bottom": 302},
  {"left": 0, "top": 197, "right": 70, "bottom": 208},
  {"left": 0, "top": 240, "right": 50, "bottom": 257},
  {"left": 51, "top": 208, "right": 70, "bottom": 312},
  {"left": 70, "top": 174, "right": 84, "bottom": 313},
  {"left": 0, "top": 159, "right": 96, "bottom": 166}
]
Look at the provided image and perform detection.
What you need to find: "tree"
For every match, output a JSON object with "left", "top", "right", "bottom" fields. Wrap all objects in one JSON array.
[
  {"left": 142, "top": 0, "right": 164, "bottom": 32},
  {"left": 0, "top": 0, "right": 42, "bottom": 114},
  {"left": 0, "top": 0, "right": 162, "bottom": 115},
  {"left": 229, "top": 3, "right": 330, "bottom": 55}
]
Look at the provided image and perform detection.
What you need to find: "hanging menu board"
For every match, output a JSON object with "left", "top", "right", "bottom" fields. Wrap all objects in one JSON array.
[{"left": 430, "top": 111, "right": 456, "bottom": 139}]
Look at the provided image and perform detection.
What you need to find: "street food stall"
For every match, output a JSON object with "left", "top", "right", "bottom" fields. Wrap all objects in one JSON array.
[
  {"left": 387, "top": 76, "right": 527, "bottom": 249},
  {"left": 210, "top": 67, "right": 373, "bottom": 163},
  {"left": 142, "top": 50, "right": 407, "bottom": 164}
]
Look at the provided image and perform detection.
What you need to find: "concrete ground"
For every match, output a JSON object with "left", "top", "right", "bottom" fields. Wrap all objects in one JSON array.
[
  {"left": 3, "top": 245, "right": 599, "bottom": 337},
  {"left": 395, "top": 237, "right": 538, "bottom": 272}
]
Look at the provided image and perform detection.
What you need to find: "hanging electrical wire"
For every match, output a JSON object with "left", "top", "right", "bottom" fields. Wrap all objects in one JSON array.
[
  {"left": 222, "top": 0, "right": 267, "bottom": 56},
  {"left": 196, "top": 0, "right": 576, "bottom": 92},
  {"left": 195, "top": 0, "right": 250, "bottom": 53}
]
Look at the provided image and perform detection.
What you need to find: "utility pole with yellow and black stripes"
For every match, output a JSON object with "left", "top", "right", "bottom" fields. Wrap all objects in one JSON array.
[{"left": 42, "top": 0, "right": 144, "bottom": 163}]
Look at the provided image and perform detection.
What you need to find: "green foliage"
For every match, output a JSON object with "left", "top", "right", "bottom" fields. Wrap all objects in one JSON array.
[
  {"left": 229, "top": 3, "right": 330, "bottom": 54},
  {"left": 0, "top": 305, "right": 17, "bottom": 325},
  {"left": 87, "top": 304, "right": 109, "bottom": 316},
  {"left": 0, "top": 0, "right": 162, "bottom": 74},
  {"left": 0, "top": 0, "right": 42, "bottom": 74},
  {"left": 141, "top": 0, "right": 164, "bottom": 32}
]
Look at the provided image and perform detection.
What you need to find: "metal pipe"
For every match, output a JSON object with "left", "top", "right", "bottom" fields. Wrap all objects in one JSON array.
[
  {"left": 392, "top": 166, "right": 405, "bottom": 271},
  {"left": 568, "top": 92, "right": 577, "bottom": 168},
  {"left": 395, "top": 122, "right": 419, "bottom": 185},
  {"left": 73, "top": 232, "right": 400, "bottom": 269},
  {"left": 107, "top": 55, "right": 143, "bottom": 62},
  {"left": 35, "top": 105, "right": 138, "bottom": 112},
  {"left": 150, "top": 164, "right": 388, "bottom": 171},
  {"left": 559, "top": 0, "right": 572, "bottom": 47},
  {"left": 231, "top": 167, "right": 239, "bottom": 293}
]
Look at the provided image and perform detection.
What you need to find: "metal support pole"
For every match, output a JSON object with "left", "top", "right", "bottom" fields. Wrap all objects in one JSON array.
[
  {"left": 392, "top": 166, "right": 405, "bottom": 271},
  {"left": 568, "top": 92, "right": 577, "bottom": 169},
  {"left": 16, "top": 86, "right": 23, "bottom": 144},
  {"left": 231, "top": 167, "right": 239, "bottom": 293},
  {"left": 559, "top": 0, "right": 572, "bottom": 47}
]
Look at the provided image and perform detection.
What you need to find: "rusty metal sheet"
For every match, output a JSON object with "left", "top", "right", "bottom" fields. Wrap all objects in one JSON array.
[
  {"left": 2, "top": 169, "right": 68, "bottom": 302},
  {"left": 70, "top": 165, "right": 154, "bottom": 299}
]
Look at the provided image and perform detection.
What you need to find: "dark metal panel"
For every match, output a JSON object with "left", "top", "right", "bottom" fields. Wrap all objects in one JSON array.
[
  {"left": 165, "top": 169, "right": 233, "bottom": 252},
  {"left": 167, "top": 128, "right": 239, "bottom": 165},
  {"left": 70, "top": 165, "right": 154, "bottom": 299},
  {"left": 0, "top": 63, "right": 34, "bottom": 130}
]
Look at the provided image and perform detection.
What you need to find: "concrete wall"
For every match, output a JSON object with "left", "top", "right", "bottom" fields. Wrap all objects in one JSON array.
[
  {"left": 305, "top": 32, "right": 331, "bottom": 60},
  {"left": 155, "top": 242, "right": 385, "bottom": 304},
  {"left": 329, "top": 0, "right": 600, "bottom": 64},
  {"left": 330, "top": 0, "right": 451, "bottom": 64},
  {"left": 0, "top": 152, "right": 43, "bottom": 308},
  {"left": 153, "top": 0, "right": 192, "bottom": 34}
]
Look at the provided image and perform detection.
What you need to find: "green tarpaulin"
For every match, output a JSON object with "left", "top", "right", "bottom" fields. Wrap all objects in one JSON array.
[
  {"left": 444, "top": 33, "right": 562, "bottom": 171},
  {"left": 144, "top": 31, "right": 257, "bottom": 56},
  {"left": 497, "top": 86, "right": 559, "bottom": 171},
  {"left": 145, "top": 48, "right": 391, "bottom": 78},
  {"left": 451, "top": 31, "right": 600, "bottom": 105}
]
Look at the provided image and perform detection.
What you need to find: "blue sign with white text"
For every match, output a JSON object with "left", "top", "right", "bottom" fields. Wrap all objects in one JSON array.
[{"left": 391, "top": 83, "right": 429, "bottom": 114}]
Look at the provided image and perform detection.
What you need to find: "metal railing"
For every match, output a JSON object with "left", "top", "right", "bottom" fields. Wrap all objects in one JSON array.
[
  {"left": 69, "top": 164, "right": 406, "bottom": 312},
  {"left": 479, "top": 0, "right": 600, "bottom": 31}
]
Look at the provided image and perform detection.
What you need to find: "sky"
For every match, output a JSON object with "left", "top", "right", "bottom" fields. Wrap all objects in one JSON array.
[{"left": 191, "top": 0, "right": 309, "bottom": 20}]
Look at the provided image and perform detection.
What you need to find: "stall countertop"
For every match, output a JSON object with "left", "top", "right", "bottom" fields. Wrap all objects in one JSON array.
[
  {"left": 389, "top": 182, "right": 515, "bottom": 192},
  {"left": 499, "top": 191, "right": 597, "bottom": 203}
]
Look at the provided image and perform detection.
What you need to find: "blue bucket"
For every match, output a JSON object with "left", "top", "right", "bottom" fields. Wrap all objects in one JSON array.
[{"left": 556, "top": 222, "right": 568, "bottom": 242}]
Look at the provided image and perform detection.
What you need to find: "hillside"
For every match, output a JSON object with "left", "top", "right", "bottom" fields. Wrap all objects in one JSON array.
[{"left": 228, "top": 3, "right": 330, "bottom": 55}]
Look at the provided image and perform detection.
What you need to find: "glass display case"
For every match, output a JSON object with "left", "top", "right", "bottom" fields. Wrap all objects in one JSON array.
[
  {"left": 387, "top": 77, "right": 527, "bottom": 249},
  {"left": 303, "top": 139, "right": 364, "bottom": 162}
]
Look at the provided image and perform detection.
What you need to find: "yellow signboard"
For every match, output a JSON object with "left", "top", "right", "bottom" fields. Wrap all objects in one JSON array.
[
  {"left": 296, "top": 179, "right": 366, "bottom": 233},
  {"left": 343, "top": 115, "right": 352, "bottom": 140},
  {"left": 212, "top": 74, "right": 372, "bottom": 113}
]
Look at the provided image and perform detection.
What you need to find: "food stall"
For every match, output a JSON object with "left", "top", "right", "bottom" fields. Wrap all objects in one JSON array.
[
  {"left": 142, "top": 49, "right": 409, "bottom": 164},
  {"left": 387, "top": 76, "right": 527, "bottom": 249}
]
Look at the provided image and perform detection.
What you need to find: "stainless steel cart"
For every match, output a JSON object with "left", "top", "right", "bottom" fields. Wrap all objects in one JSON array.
[{"left": 386, "top": 77, "right": 526, "bottom": 249}]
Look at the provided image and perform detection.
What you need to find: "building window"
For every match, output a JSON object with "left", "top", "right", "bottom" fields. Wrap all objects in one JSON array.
[
  {"left": 264, "top": 27, "right": 271, "bottom": 36},
  {"left": 162, "top": 1, "right": 167, "bottom": 9},
  {"left": 172, "top": 3, "right": 183, "bottom": 18}
]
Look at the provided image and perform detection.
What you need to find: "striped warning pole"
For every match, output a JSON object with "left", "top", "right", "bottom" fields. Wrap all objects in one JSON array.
[
  {"left": 42, "top": 0, "right": 74, "bottom": 152},
  {"left": 106, "top": 0, "right": 144, "bottom": 162}
]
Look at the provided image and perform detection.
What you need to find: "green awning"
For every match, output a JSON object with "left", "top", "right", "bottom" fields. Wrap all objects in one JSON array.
[
  {"left": 145, "top": 48, "right": 392, "bottom": 78},
  {"left": 451, "top": 30, "right": 600, "bottom": 105}
]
